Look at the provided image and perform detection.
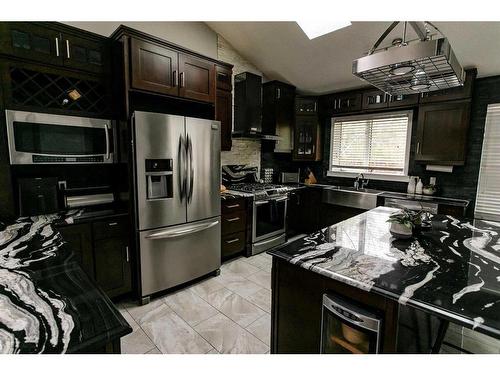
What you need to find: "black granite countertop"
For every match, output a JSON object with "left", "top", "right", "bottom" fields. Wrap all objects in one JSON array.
[
  {"left": 0, "top": 210, "right": 132, "bottom": 353},
  {"left": 269, "top": 206, "right": 500, "bottom": 340}
]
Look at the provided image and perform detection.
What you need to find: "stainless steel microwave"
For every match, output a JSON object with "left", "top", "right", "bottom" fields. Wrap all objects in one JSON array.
[{"left": 5, "top": 110, "right": 113, "bottom": 165}]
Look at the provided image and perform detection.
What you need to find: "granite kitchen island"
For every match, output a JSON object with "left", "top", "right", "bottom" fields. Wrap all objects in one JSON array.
[
  {"left": 0, "top": 212, "right": 132, "bottom": 354},
  {"left": 268, "top": 206, "right": 500, "bottom": 354}
]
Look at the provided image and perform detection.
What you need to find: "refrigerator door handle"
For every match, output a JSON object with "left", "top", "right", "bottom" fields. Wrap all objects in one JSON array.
[
  {"left": 177, "top": 134, "right": 186, "bottom": 201},
  {"left": 186, "top": 134, "right": 194, "bottom": 203},
  {"left": 145, "top": 219, "right": 219, "bottom": 240}
]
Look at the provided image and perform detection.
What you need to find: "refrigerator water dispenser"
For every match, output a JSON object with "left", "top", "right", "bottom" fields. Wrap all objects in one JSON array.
[{"left": 145, "top": 159, "right": 173, "bottom": 200}]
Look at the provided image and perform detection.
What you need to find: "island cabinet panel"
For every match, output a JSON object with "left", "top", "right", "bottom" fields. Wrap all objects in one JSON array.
[
  {"left": 179, "top": 54, "right": 215, "bottom": 103},
  {"left": 271, "top": 258, "right": 399, "bottom": 354},
  {"left": 415, "top": 100, "right": 471, "bottom": 165},
  {"left": 130, "top": 38, "right": 179, "bottom": 96}
]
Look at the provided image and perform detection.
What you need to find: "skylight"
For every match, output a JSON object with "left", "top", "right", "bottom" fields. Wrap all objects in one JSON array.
[{"left": 297, "top": 20, "right": 351, "bottom": 40}]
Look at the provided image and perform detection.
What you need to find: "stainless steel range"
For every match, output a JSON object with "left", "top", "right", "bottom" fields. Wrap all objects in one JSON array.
[{"left": 230, "top": 183, "right": 288, "bottom": 255}]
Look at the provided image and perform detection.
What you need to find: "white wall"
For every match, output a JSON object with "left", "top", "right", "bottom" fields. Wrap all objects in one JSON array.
[{"left": 63, "top": 21, "right": 218, "bottom": 59}]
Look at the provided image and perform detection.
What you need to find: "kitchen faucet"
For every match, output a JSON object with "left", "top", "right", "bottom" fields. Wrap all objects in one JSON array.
[{"left": 354, "top": 173, "right": 369, "bottom": 190}]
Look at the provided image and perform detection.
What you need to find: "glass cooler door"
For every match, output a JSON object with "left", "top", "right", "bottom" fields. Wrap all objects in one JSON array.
[{"left": 320, "top": 294, "right": 382, "bottom": 354}]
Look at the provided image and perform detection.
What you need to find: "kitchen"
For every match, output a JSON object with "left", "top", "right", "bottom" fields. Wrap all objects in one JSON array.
[{"left": 1, "top": 1, "right": 500, "bottom": 370}]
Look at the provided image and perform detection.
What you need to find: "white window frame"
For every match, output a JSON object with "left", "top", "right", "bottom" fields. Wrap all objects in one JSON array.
[{"left": 327, "top": 110, "right": 413, "bottom": 182}]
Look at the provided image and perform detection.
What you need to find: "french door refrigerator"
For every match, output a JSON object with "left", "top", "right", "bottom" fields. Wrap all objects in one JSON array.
[{"left": 132, "top": 111, "right": 221, "bottom": 301}]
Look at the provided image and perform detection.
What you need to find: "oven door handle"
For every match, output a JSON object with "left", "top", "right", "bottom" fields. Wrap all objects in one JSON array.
[
  {"left": 255, "top": 196, "right": 288, "bottom": 206},
  {"left": 104, "top": 123, "right": 110, "bottom": 160}
]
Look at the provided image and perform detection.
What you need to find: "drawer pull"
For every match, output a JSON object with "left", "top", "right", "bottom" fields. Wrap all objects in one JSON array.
[
  {"left": 226, "top": 238, "right": 239, "bottom": 244},
  {"left": 226, "top": 217, "right": 240, "bottom": 222},
  {"left": 126, "top": 246, "right": 129, "bottom": 262},
  {"left": 225, "top": 204, "right": 240, "bottom": 209},
  {"left": 108, "top": 222, "right": 118, "bottom": 226}
]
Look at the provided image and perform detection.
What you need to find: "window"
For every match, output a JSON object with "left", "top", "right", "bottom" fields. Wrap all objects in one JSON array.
[
  {"left": 328, "top": 111, "right": 413, "bottom": 181},
  {"left": 475, "top": 103, "right": 500, "bottom": 221}
]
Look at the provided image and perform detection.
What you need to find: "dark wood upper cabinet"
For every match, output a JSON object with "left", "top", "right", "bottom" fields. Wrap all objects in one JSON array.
[
  {"left": 362, "top": 89, "right": 389, "bottom": 110},
  {"left": 296, "top": 96, "right": 318, "bottom": 115},
  {"left": 216, "top": 64, "right": 232, "bottom": 91},
  {"left": 216, "top": 89, "right": 232, "bottom": 151},
  {"left": 415, "top": 100, "right": 471, "bottom": 165},
  {"left": 419, "top": 68, "right": 477, "bottom": 104},
  {"left": 61, "top": 31, "right": 108, "bottom": 74},
  {"left": 130, "top": 38, "right": 179, "bottom": 96},
  {"left": 0, "top": 23, "right": 62, "bottom": 66},
  {"left": 293, "top": 114, "right": 321, "bottom": 161},
  {"left": 262, "top": 81, "right": 295, "bottom": 136},
  {"left": 179, "top": 54, "right": 215, "bottom": 103},
  {"left": 0, "top": 22, "right": 110, "bottom": 75},
  {"left": 388, "top": 93, "right": 419, "bottom": 108},
  {"left": 323, "top": 91, "right": 362, "bottom": 115}
]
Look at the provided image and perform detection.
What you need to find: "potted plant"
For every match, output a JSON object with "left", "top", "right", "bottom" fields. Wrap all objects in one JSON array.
[{"left": 387, "top": 207, "right": 425, "bottom": 239}]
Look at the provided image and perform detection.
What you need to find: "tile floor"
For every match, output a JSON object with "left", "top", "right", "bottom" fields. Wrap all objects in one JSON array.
[{"left": 117, "top": 252, "right": 272, "bottom": 354}]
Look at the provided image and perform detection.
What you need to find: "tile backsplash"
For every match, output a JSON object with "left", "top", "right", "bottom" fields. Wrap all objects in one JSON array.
[{"left": 221, "top": 139, "right": 261, "bottom": 171}]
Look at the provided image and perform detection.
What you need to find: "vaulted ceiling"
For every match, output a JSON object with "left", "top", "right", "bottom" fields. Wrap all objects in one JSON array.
[{"left": 207, "top": 21, "right": 500, "bottom": 94}]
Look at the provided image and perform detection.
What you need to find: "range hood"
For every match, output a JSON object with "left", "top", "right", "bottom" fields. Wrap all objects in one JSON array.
[
  {"left": 352, "top": 22, "right": 465, "bottom": 96},
  {"left": 232, "top": 72, "right": 280, "bottom": 141}
]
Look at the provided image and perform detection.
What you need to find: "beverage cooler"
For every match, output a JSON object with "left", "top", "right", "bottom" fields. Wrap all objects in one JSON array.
[{"left": 320, "top": 294, "right": 383, "bottom": 354}]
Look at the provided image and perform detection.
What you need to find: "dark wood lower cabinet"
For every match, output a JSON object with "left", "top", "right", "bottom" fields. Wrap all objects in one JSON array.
[
  {"left": 94, "top": 236, "right": 131, "bottom": 298},
  {"left": 58, "top": 223, "right": 94, "bottom": 279},
  {"left": 58, "top": 216, "right": 132, "bottom": 299}
]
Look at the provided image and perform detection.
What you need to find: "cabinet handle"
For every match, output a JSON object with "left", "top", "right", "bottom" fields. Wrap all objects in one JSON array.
[
  {"left": 226, "top": 238, "right": 239, "bottom": 244},
  {"left": 180, "top": 72, "right": 185, "bottom": 88},
  {"left": 55, "top": 37, "right": 60, "bottom": 57},
  {"left": 277, "top": 88, "right": 281, "bottom": 99},
  {"left": 333, "top": 98, "right": 337, "bottom": 110},
  {"left": 108, "top": 222, "right": 118, "bottom": 226},
  {"left": 226, "top": 217, "right": 240, "bottom": 222},
  {"left": 417, "top": 142, "right": 421, "bottom": 154},
  {"left": 225, "top": 204, "right": 240, "bottom": 209},
  {"left": 173, "top": 70, "right": 178, "bottom": 87},
  {"left": 314, "top": 102, "right": 317, "bottom": 112},
  {"left": 312, "top": 145, "right": 315, "bottom": 154},
  {"left": 347, "top": 98, "right": 350, "bottom": 107},
  {"left": 125, "top": 246, "right": 129, "bottom": 262},
  {"left": 65, "top": 39, "right": 70, "bottom": 59}
]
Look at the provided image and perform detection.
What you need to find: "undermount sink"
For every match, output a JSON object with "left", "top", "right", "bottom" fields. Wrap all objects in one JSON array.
[{"left": 322, "top": 186, "right": 382, "bottom": 210}]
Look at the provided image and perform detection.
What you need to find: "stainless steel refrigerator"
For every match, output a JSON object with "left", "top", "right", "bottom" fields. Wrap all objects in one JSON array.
[{"left": 132, "top": 111, "right": 221, "bottom": 301}]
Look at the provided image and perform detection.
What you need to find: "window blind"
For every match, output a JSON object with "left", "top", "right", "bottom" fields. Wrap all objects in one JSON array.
[
  {"left": 475, "top": 103, "right": 500, "bottom": 221},
  {"left": 330, "top": 112, "right": 411, "bottom": 176}
]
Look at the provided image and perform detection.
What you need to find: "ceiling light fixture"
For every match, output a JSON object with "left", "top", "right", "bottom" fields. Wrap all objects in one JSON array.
[
  {"left": 390, "top": 63, "right": 415, "bottom": 76},
  {"left": 297, "top": 20, "right": 351, "bottom": 40}
]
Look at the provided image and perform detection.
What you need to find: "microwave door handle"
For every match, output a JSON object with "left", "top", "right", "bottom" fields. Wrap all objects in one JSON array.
[{"left": 104, "top": 123, "right": 110, "bottom": 160}]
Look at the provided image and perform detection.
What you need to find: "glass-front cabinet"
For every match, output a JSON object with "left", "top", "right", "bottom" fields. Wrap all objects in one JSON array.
[
  {"left": 293, "top": 114, "right": 321, "bottom": 161},
  {"left": 321, "top": 294, "right": 383, "bottom": 354}
]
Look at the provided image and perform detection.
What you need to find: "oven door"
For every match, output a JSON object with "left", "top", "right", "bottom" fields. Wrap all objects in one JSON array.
[
  {"left": 320, "top": 294, "right": 382, "bottom": 354},
  {"left": 6, "top": 110, "right": 112, "bottom": 164},
  {"left": 253, "top": 196, "right": 287, "bottom": 243}
]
